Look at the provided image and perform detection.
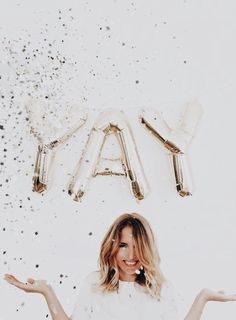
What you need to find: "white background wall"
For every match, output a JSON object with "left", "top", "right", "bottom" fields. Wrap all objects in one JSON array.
[{"left": 1, "top": 0, "right": 236, "bottom": 319}]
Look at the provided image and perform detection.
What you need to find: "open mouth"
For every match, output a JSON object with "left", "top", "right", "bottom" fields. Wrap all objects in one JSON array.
[{"left": 124, "top": 260, "right": 139, "bottom": 267}]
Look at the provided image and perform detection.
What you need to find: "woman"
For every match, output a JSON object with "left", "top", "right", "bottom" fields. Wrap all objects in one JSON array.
[{"left": 4, "top": 213, "right": 236, "bottom": 319}]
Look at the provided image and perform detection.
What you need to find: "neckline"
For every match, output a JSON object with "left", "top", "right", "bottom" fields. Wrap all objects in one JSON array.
[
  {"left": 119, "top": 279, "right": 135, "bottom": 283},
  {"left": 118, "top": 279, "right": 137, "bottom": 288}
]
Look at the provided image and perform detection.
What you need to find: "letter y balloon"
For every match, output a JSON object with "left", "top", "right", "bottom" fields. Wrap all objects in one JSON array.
[
  {"left": 140, "top": 102, "right": 203, "bottom": 197},
  {"left": 26, "top": 98, "right": 87, "bottom": 193}
]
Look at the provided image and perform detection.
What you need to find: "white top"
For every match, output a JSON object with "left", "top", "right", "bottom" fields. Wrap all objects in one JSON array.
[{"left": 71, "top": 272, "right": 179, "bottom": 320}]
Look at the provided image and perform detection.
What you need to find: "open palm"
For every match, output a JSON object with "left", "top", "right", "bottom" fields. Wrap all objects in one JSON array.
[
  {"left": 201, "top": 288, "right": 236, "bottom": 302},
  {"left": 4, "top": 274, "right": 49, "bottom": 294}
]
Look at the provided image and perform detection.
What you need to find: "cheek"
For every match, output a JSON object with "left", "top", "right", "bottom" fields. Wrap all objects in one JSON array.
[{"left": 116, "top": 248, "right": 127, "bottom": 262}]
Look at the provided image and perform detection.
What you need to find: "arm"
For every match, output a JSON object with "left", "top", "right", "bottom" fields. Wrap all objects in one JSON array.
[
  {"left": 184, "top": 289, "right": 236, "bottom": 320},
  {"left": 43, "top": 284, "right": 70, "bottom": 320},
  {"left": 4, "top": 274, "right": 70, "bottom": 320},
  {"left": 184, "top": 289, "right": 207, "bottom": 320}
]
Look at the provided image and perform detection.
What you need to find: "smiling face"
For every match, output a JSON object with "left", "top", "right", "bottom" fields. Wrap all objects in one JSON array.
[
  {"left": 115, "top": 226, "right": 141, "bottom": 282},
  {"left": 99, "top": 213, "right": 164, "bottom": 297}
]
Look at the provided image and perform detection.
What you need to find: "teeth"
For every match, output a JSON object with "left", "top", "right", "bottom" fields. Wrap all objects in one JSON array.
[{"left": 124, "top": 261, "right": 137, "bottom": 266}]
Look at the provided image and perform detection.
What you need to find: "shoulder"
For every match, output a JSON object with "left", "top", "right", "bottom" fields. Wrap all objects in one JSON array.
[
  {"left": 81, "top": 271, "right": 101, "bottom": 292},
  {"left": 71, "top": 272, "right": 101, "bottom": 319},
  {"left": 84, "top": 271, "right": 100, "bottom": 283},
  {"left": 160, "top": 280, "right": 176, "bottom": 301},
  {"left": 160, "top": 280, "right": 179, "bottom": 319}
]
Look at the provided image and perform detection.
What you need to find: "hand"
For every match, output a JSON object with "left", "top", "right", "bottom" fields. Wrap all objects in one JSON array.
[
  {"left": 4, "top": 274, "right": 50, "bottom": 295},
  {"left": 200, "top": 288, "right": 236, "bottom": 303}
]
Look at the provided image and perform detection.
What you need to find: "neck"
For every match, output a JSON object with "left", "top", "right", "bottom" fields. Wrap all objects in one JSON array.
[{"left": 119, "top": 273, "right": 136, "bottom": 282}]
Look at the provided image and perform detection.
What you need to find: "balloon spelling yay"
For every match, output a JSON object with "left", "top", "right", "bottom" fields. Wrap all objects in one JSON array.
[{"left": 27, "top": 101, "right": 202, "bottom": 201}]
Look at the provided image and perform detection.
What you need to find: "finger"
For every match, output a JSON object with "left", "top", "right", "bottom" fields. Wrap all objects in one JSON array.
[
  {"left": 4, "top": 275, "right": 18, "bottom": 284},
  {"left": 14, "top": 282, "right": 29, "bottom": 290},
  {"left": 217, "top": 293, "right": 236, "bottom": 301},
  {"left": 4, "top": 277, "right": 12, "bottom": 284},
  {"left": 217, "top": 290, "right": 225, "bottom": 295},
  {"left": 4, "top": 275, "right": 35, "bottom": 293},
  {"left": 226, "top": 294, "right": 236, "bottom": 301},
  {"left": 4, "top": 274, "right": 15, "bottom": 280},
  {"left": 4, "top": 274, "right": 11, "bottom": 281},
  {"left": 5, "top": 276, "right": 22, "bottom": 285},
  {"left": 27, "top": 278, "right": 35, "bottom": 284},
  {"left": 4, "top": 275, "right": 28, "bottom": 289},
  {"left": 6, "top": 279, "right": 27, "bottom": 290},
  {"left": 5, "top": 274, "right": 21, "bottom": 283}
]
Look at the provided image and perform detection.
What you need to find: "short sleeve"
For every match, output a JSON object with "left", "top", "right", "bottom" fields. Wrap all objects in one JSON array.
[
  {"left": 71, "top": 272, "right": 100, "bottom": 320},
  {"left": 160, "top": 281, "right": 179, "bottom": 320}
]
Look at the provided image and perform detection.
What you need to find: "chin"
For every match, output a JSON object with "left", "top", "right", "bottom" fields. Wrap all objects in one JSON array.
[{"left": 125, "top": 270, "right": 136, "bottom": 275}]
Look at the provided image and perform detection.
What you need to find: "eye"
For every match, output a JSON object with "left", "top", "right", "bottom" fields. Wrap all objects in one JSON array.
[{"left": 119, "top": 242, "right": 127, "bottom": 248}]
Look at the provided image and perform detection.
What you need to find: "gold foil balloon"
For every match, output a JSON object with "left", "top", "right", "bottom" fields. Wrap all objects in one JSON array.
[
  {"left": 68, "top": 109, "right": 148, "bottom": 201},
  {"left": 26, "top": 99, "right": 87, "bottom": 193},
  {"left": 140, "top": 102, "right": 202, "bottom": 196}
]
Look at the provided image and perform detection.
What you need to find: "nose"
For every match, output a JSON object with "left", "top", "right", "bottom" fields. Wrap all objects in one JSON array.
[{"left": 127, "top": 246, "right": 136, "bottom": 260}]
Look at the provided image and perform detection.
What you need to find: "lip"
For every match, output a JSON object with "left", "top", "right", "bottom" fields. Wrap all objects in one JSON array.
[{"left": 123, "top": 260, "right": 138, "bottom": 266}]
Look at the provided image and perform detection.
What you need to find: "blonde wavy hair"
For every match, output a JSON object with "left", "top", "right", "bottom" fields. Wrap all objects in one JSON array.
[{"left": 99, "top": 213, "right": 165, "bottom": 299}]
